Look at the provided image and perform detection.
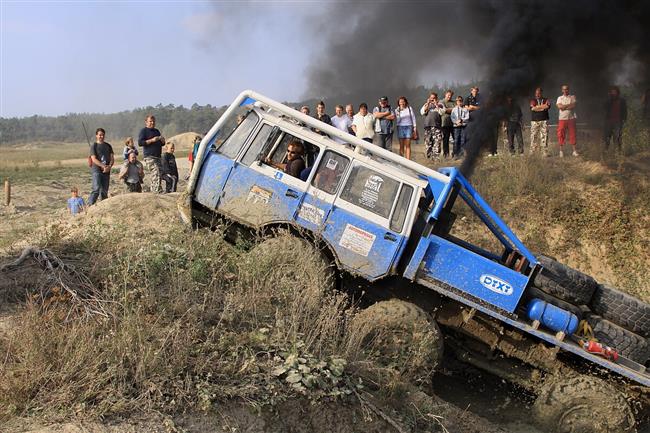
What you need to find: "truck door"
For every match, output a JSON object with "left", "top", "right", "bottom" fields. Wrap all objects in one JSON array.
[
  {"left": 295, "top": 150, "right": 351, "bottom": 232},
  {"left": 217, "top": 128, "right": 316, "bottom": 227},
  {"left": 324, "top": 162, "right": 415, "bottom": 280},
  {"left": 194, "top": 112, "right": 260, "bottom": 210}
]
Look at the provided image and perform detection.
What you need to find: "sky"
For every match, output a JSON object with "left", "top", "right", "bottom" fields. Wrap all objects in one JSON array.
[
  {"left": 1, "top": 1, "right": 485, "bottom": 119},
  {"left": 0, "top": 1, "right": 326, "bottom": 118}
]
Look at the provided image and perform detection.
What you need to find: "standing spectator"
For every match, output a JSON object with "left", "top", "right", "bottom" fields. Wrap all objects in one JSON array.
[
  {"left": 187, "top": 134, "right": 202, "bottom": 180},
  {"left": 451, "top": 96, "right": 469, "bottom": 158},
  {"left": 161, "top": 142, "right": 179, "bottom": 193},
  {"left": 506, "top": 96, "right": 524, "bottom": 154},
  {"left": 312, "top": 101, "right": 332, "bottom": 136},
  {"left": 122, "top": 136, "right": 138, "bottom": 160},
  {"left": 300, "top": 106, "right": 310, "bottom": 116},
  {"left": 67, "top": 187, "right": 86, "bottom": 215},
  {"left": 420, "top": 92, "right": 445, "bottom": 160},
  {"left": 556, "top": 85, "right": 578, "bottom": 157},
  {"left": 394, "top": 96, "right": 417, "bottom": 160},
  {"left": 331, "top": 104, "right": 353, "bottom": 144},
  {"left": 118, "top": 150, "right": 145, "bottom": 192},
  {"left": 466, "top": 86, "right": 482, "bottom": 120},
  {"left": 530, "top": 87, "right": 551, "bottom": 155},
  {"left": 345, "top": 104, "right": 355, "bottom": 135},
  {"left": 603, "top": 86, "right": 627, "bottom": 150},
  {"left": 88, "top": 128, "right": 114, "bottom": 205},
  {"left": 440, "top": 90, "right": 455, "bottom": 158},
  {"left": 373, "top": 96, "right": 395, "bottom": 151},
  {"left": 138, "top": 114, "right": 165, "bottom": 192},
  {"left": 352, "top": 103, "right": 375, "bottom": 143}
]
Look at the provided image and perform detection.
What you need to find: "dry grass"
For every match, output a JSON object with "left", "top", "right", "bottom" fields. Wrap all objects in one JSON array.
[
  {"left": 0, "top": 198, "right": 433, "bottom": 423},
  {"left": 457, "top": 138, "right": 650, "bottom": 301}
]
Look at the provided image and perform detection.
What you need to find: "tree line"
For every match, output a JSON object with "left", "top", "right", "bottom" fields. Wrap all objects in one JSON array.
[{"left": 0, "top": 103, "right": 226, "bottom": 145}]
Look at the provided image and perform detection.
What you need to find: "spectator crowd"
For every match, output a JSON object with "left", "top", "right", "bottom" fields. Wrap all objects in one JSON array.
[{"left": 69, "top": 84, "right": 639, "bottom": 215}]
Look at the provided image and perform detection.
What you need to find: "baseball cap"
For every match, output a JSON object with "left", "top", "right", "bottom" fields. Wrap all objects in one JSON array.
[{"left": 379, "top": 96, "right": 389, "bottom": 102}]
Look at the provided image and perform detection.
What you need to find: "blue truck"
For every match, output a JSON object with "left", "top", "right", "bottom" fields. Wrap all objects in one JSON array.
[{"left": 179, "top": 90, "right": 649, "bottom": 432}]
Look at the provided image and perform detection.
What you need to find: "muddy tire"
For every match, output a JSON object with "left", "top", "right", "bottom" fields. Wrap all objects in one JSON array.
[
  {"left": 532, "top": 375, "right": 636, "bottom": 433},
  {"left": 589, "top": 284, "right": 650, "bottom": 338},
  {"left": 350, "top": 299, "right": 443, "bottom": 383},
  {"left": 586, "top": 315, "right": 650, "bottom": 364},
  {"left": 246, "top": 235, "right": 336, "bottom": 293},
  {"left": 533, "top": 255, "right": 597, "bottom": 305}
]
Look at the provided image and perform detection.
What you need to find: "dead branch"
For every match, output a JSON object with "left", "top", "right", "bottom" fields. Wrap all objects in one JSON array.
[
  {"left": 0, "top": 246, "right": 41, "bottom": 271},
  {"left": 1, "top": 246, "right": 113, "bottom": 320}
]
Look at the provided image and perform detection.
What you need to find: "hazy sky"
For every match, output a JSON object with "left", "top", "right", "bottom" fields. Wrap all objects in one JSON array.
[
  {"left": 1, "top": 1, "right": 482, "bottom": 119},
  {"left": 1, "top": 1, "right": 323, "bottom": 118}
]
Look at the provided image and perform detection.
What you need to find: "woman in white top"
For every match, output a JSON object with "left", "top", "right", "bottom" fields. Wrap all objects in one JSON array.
[{"left": 393, "top": 96, "right": 417, "bottom": 160}]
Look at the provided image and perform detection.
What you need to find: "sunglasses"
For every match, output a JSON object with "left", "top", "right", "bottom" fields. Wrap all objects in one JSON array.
[{"left": 287, "top": 150, "right": 302, "bottom": 155}]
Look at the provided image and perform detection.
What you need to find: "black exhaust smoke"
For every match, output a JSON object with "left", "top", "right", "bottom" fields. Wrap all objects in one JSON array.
[{"left": 306, "top": 0, "right": 650, "bottom": 177}]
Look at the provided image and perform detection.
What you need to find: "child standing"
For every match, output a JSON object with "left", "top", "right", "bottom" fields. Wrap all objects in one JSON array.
[
  {"left": 122, "top": 137, "right": 139, "bottom": 160},
  {"left": 67, "top": 187, "right": 86, "bottom": 215},
  {"left": 118, "top": 150, "right": 145, "bottom": 192},
  {"left": 450, "top": 96, "right": 469, "bottom": 158},
  {"left": 161, "top": 142, "right": 178, "bottom": 193}
]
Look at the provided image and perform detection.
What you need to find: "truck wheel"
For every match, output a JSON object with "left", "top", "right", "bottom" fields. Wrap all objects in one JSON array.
[
  {"left": 589, "top": 284, "right": 650, "bottom": 338},
  {"left": 533, "top": 255, "right": 597, "bottom": 305},
  {"left": 350, "top": 299, "right": 443, "bottom": 384},
  {"left": 586, "top": 315, "right": 650, "bottom": 364},
  {"left": 246, "top": 235, "right": 336, "bottom": 293},
  {"left": 532, "top": 375, "right": 636, "bottom": 433}
]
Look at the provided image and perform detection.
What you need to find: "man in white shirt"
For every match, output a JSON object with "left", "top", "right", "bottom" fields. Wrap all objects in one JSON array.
[
  {"left": 331, "top": 105, "right": 353, "bottom": 144},
  {"left": 351, "top": 103, "right": 375, "bottom": 143},
  {"left": 556, "top": 84, "right": 578, "bottom": 157}
]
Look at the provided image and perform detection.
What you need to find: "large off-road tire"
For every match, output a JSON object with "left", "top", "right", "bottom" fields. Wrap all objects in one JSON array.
[
  {"left": 245, "top": 235, "right": 336, "bottom": 293},
  {"left": 350, "top": 299, "right": 443, "bottom": 384},
  {"left": 589, "top": 284, "right": 650, "bottom": 338},
  {"left": 533, "top": 255, "right": 597, "bottom": 305},
  {"left": 532, "top": 375, "right": 636, "bottom": 433},
  {"left": 586, "top": 315, "right": 650, "bottom": 364}
]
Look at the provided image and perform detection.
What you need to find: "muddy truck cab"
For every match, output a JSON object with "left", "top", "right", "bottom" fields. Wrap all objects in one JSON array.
[{"left": 180, "top": 90, "right": 649, "bottom": 432}]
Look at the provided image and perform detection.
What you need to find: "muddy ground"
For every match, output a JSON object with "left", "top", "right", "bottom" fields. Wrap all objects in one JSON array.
[{"left": 1, "top": 135, "right": 649, "bottom": 433}]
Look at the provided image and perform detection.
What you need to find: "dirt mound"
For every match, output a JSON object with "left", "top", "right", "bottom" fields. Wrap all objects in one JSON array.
[
  {"left": 167, "top": 132, "right": 201, "bottom": 151},
  {"left": 82, "top": 192, "right": 179, "bottom": 224}
]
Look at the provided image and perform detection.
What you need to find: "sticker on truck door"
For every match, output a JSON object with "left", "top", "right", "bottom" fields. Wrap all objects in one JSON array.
[
  {"left": 339, "top": 224, "right": 376, "bottom": 257},
  {"left": 246, "top": 185, "right": 273, "bottom": 204},
  {"left": 298, "top": 203, "right": 325, "bottom": 225}
]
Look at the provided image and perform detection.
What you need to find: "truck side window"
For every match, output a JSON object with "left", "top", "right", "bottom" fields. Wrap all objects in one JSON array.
[
  {"left": 215, "top": 112, "right": 259, "bottom": 159},
  {"left": 241, "top": 123, "right": 273, "bottom": 166},
  {"left": 390, "top": 184, "right": 413, "bottom": 232},
  {"left": 339, "top": 165, "right": 400, "bottom": 219},
  {"left": 311, "top": 150, "right": 350, "bottom": 195}
]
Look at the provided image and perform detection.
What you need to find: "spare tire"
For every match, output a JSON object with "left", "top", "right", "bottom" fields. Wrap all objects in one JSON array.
[
  {"left": 533, "top": 255, "right": 597, "bottom": 305},
  {"left": 589, "top": 284, "right": 650, "bottom": 338},
  {"left": 587, "top": 315, "right": 650, "bottom": 364}
]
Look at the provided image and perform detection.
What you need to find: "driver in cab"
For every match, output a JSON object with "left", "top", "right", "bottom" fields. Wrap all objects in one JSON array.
[{"left": 266, "top": 140, "right": 305, "bottom": 178}]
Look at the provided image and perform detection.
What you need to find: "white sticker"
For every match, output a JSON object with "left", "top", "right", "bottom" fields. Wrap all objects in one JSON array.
[
  {"left": 339, "top": 224, "right": 376, "bottom": 257},
  {"left": 325, "top": 158, "right": 339, "bottom": 170},
  {"left": 246, "top": 185, "right": 272, "bottom": 204},
  {"left": 298, "top": 203, "right": 325, "bottom": 225},
  {"left": 359, "top": 175, "right": 384, "bottom": 209},
  {"left": 479, "top": 274, "right": 514, "bottom": 296}
]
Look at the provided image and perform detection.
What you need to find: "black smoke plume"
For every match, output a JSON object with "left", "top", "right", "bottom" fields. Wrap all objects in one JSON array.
[{"left": 306, "top": 0, "right": 650, "bottom": 176}]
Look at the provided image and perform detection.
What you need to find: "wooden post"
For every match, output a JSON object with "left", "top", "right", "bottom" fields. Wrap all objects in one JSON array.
[{"left": 4, "top": 179, "right": 10, "bottom": 206}]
